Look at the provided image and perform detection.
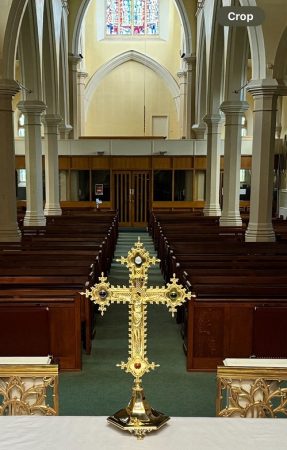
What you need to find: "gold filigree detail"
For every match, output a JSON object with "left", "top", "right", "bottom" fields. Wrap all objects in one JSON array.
[
  {"left": 217, "top": 367, "right": 287, "bottom": 418},
  {"left": 0, "top": 375, "right": 58, "bottom": 416}
]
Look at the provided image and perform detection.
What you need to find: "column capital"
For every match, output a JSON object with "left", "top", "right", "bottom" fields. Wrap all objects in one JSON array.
[
  {"left": 42, "top": 114, "right": 62, "bottom": 127},
  {"left": 246, "top": 79, "right": 283, "bottom": 97},
  {"left": 0, "top": 79, "right": 20, "bottom": 97},
  {"left": 192, "top": 123, "right": 206, "bottom": 139},
  {"left": 220, "top": 100, "right": 249, "bottom": 115},
  {"left": 183, "top": 54, "right": 196, "bottom": 69},
  {"left": 68, "top": 54, "right": 82, "bottom": 68},
  {"left": 17, "top": 100, "right": 46, "bottom": 115},
  {"left": 177, "top": 71, "right": 187, "bottom": 80},
  {"left": 77, "top": 71, "right": 88, "bottom": 80},
  {"left": 59, "top": 123, "right": 73, "bottom": 139},
  {"left": 203, "top": 113, "right": 222, "bottom": 126}
]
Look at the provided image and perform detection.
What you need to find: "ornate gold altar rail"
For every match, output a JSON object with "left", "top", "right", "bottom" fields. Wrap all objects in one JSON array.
[
  {"left": 0, "top": 363, "right": 59, "bottom": 415},
  {"left": 216, "top": 366, "right": 287, "bottom": 418}
]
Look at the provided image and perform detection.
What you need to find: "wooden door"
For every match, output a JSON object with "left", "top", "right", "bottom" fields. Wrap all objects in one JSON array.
[
  {"left": 113, "top": 171, "right": 150, "bottom": 227},
  {"left": 132, "top": 171, "right": 150, "bottom": 227}
]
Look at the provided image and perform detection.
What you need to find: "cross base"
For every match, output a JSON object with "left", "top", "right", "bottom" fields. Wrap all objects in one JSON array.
[{"left": 107, "top": 381, "right": 170, "bottom": 439}]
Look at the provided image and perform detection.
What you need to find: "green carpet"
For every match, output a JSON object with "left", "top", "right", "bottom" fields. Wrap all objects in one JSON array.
[{"left": 59, "top": 230, "right": 216, "bottom": 416}]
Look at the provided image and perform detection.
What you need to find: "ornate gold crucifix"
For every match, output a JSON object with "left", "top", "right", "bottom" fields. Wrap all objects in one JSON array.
[{"left": 81, "top": 238, "right": 192, "bottom": 439}]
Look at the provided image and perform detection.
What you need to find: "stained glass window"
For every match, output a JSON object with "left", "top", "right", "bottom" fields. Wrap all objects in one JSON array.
[{"left": 106, "top": 0, "right": 159, "bottom": 36}]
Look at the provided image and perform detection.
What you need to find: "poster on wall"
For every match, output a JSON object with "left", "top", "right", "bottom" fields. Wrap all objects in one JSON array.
[{"left": 95, "top": 184, "right": 104, "bottom": 196}]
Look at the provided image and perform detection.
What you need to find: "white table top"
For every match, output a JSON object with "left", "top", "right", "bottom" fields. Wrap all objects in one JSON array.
[
  {"left": 0, "top": 356, "right": 52, "bottom": 365},
  {"left": 0, "top": 416, "right": 286, "bottom": 450},
  {"left": 224, "top": 358, "right": 287, "bottom": 367}
]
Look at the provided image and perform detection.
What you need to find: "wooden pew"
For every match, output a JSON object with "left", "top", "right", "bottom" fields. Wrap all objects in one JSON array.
[
  {"left": 1, "top": 211, "right": 119, "bottom": 370},
  {"left": 0, "top": 296, "right": 81, "bottom": 371},
  {"left": 150, "top": 211, "right": 287, "bottom": 372}
]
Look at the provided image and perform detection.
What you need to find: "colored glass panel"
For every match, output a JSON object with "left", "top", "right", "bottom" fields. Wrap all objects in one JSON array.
[
  {"left": 106, "top": 0, "right": 159, "bottom": 36},
  {"left": 106, "top": 0, "right": 119, "bottom": 34},
  {"left": 146, "top": 0, "right": 159, "bottom": 34}
]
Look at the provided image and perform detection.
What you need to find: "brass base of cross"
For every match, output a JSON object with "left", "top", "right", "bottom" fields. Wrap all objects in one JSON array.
[{"left": 107, "top": 380, "right": 170, "bottom": 440}]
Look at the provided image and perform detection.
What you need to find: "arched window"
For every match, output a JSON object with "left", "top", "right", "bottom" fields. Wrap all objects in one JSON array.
[
  {"left": 18, "top": 113, "right": 25, "bottom": 137},
  {"left": 106, "top": 0, "right": 159, "bottom": 36}
]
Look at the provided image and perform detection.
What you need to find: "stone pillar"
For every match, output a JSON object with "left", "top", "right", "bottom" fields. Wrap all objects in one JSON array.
[
  {"left": 77, "top": 71, "right": 88, "bottom": 137},
  {"left": 184, "top": 55, "right": 196, "bottom": 139},
  {"left": 177, "top": 70, "right": 187, "bottom": 138},
  {"left": 43, "top": 114, "right": 62, "bottom": 216},
  {"left": 203, "top": 114, "right": 222, "bottom": 216},
  {"left": 245, "top": 82, "right": 279, "bottom": 242},
  {"left": 68, "top": 55, "right": 81, "bottom": 139},
  {"left": 219, "top": 101, "right": 249, "bottom": 226},
  {"left": 17, "top": 100, "right": 46, "bottom": 227},
  {"left": 275, "top": 96, "right": 282, "bottom": 139},
  {"left": 0, "top": 79, "right": 21, "bottom": 241}
]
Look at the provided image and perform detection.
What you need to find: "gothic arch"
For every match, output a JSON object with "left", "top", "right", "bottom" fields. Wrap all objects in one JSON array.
[
  {"left": 1, "top": 0, "right": 29, "bottom": 79},
  {"left": 17, "top": 0, "right": 44, "bottom": 101},
  {"left": 224, "top": 25, "right": 249, "bottom": 101},
  {"left": 84, "top": 50, "right": 180, "bottom": 118},
  {"left": 205, "top": 0, "right": 225, "bottom": 114},
  {"left": 238, "top": 0, "right": 266, "bottom": 80},
  {"left": 42, "top": 0, "right": 62, "bottom": 114},
  {"left": 194, "top": 14, "right": 207, "bottom": 125},
  {"left": 274, "top": 26, "right": 287, "bottom": 82}
]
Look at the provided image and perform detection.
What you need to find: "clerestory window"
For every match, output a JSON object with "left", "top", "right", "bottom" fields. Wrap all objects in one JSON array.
[{"left": 106, "top": 0, "right": 159, "bottom": 36}]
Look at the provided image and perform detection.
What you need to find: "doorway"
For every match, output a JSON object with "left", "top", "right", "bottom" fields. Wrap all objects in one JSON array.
[{"left": 113, "top": 171, "right": 150, "bottom": 227}]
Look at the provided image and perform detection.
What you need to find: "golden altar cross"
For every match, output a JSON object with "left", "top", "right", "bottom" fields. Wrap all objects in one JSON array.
[{"left": 81, "top": 238, "right": 193, "bottom": 439}]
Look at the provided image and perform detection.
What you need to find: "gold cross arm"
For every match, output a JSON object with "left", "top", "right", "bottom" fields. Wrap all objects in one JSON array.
[
  {"left": 145, "top": 274, "right": 193, "bottom": 317},
  {"left": 81, "top": 273, "right": 130, "bottom": 315}
]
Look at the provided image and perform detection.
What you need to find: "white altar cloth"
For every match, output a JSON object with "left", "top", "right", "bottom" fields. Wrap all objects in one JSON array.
[{"left": 0, "top": 416, "right": 286, "bottom": 450}]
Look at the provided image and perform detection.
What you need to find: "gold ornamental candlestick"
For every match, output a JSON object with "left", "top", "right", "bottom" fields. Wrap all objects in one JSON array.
[{"left": 81, "top": 239, "right": 193, "bottom": 439}]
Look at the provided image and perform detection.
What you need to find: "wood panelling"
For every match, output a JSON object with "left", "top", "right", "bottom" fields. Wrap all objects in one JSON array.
[
  {"left": 59, "top": 157, "right": 70, "bottom": 170},
  {"left": 152, "top": 201, "right": 205, "bottom": 209},
  {"left": 194, "top": 156, "right": 207, "bottom": 169},
  {"left": 60, "top": 201, "right": 112, "bottom": 209},
  {"left": 152, "top": 156, "right": 172, "bottom": 169},
  {"left": 16, "top": 155, "right": 253, "bottom": 171},
  {"left": 70, "top": 157, "right": 90, "bottom": 169},
  {"left": 241, "top": 156, "right": 252, "bottom": 169},
  {"left": 90, "top": 156, "right": 111, "bottom": 169},
  {"left": 173, "top": 157, "right": 194, "bottom": 169},
  {"left": 15, "top": 156, "right": 25, "bottom": 169},
  {"left": 112, "top": 156, "right": 151, "bottom": 170}
]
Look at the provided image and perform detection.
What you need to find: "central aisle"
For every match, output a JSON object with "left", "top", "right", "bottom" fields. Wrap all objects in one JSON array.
[{"left": 60, "top": 230, "right": 216, "bottom": 416}]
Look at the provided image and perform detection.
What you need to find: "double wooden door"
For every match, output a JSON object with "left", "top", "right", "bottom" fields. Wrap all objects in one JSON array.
[{"left": 113, "top": 171, "right": 150, "bottom": 227}]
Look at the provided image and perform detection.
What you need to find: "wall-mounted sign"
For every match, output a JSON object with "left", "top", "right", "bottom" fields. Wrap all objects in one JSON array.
[{"left": 95, "top": 184, "right": 104, "bottom": 195}]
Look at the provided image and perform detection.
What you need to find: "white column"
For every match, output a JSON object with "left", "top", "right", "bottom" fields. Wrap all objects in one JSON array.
[
  {"left": 203, "top": 114, "right": 222, "bottom": 216},
  {"left": 177, "top": 70, "right": 187, "bottom": 138},
  {"left": 219, "top": 101, "right": 249, "bottom": 226},
  {"left": 68, "top": 55, "right": 81, "bottom": 139},
  {"left": 18, "top": 100, "right": 46, "bottom": 227},
  {"left": 0, "top": 79, "right": 21, "bottom": 241},
  {"left": 43, "top": 114, "right": 62, "bottom": 216},
  {"left": 77, "top": 71, "right": 88, "bottom": 137},
  {"left": 245, "top": 82, "right": 279, "bottom": 242},
  {"left": 184, "top": 55, "right": 196, "bottom": 139},
  {"left": 275, "top": 96, "right": 282, "bottom": 139}
]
